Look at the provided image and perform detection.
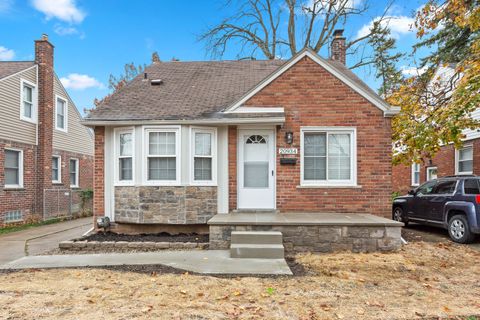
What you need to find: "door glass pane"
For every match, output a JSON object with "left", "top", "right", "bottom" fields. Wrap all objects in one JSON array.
[
  {"left": 195, "top": 133, "right": 211, "bottom": 156},
  {"left": 148, "top": 157, "right": 176, "bottom": 180},
  {"left": 244, "top": 135, "right": 268, "bottom": 188},
  {"left": 194, "top": 157, "right": 212, "bottom": 180}
]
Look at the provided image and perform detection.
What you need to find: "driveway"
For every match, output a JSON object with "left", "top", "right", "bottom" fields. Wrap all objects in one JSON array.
[
  {"left": 402, "top": 223, "right": 480, "bottom": 251},
  {"left": 0, "top": 217, "right": 92, "bottom": 265}
]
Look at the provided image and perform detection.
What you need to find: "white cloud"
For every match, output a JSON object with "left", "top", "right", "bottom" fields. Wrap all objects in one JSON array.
[
  {"left": 356, "top": 15, "right": 415, "bottom": 39},
  {"left": 54, "top": 24, "right": 78, "bottom": 35},
  {"left": 0, "top": 46, "right": 15, "bottom": 61},
  {"left": 32, "top": 0, "right": 85, "bottom": 23},
  {"left": 401, "top": 65, "right": 427, "bottom": 77},
  {"left": 60, "top": 73, "right": 104, "bottom": 90},
  {"left": 0, "top": 0, "right": 14, "bottom": 13}
]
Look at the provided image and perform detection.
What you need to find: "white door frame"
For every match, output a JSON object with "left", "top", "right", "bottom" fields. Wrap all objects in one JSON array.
[{"left": 237, "top": 127, "right": 276, "bottom": 210}]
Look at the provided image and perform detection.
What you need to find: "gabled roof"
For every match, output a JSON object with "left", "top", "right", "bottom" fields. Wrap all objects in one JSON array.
[
  {"left": 85, "top": 49, "right": 398, "bottom": 124},
  {"left": 0, "top": 61, "right": 36, "bottom": 80}
]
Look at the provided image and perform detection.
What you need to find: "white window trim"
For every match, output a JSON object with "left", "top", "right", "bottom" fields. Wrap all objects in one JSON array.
[
  {"left": 69, "top": 158, "right": 79, "bottom": 188},
  {"left": 55, "top": 95, "right": 68, "bottom": 133},
  {"left": 411, "top": 163, "right": 420, "bottom": 187},
  {"left": 426, "top": 166, "right": 438, "bottom": 181},
  {"left": 300, "top": 127, "right": 357, "bottom": 187},
  {"left": 189, "top": 127, "right": 217, "bottom": 186},
  {"left": 114, "top": 127, "right": 135, "bottom": 186},
  {"left": 4, "top": 148, "right": 24, "bottom": 189},
  {"left": 142, "top": 126, "right": 181, "bottom": 186},
  {"left": 20, "top": 79, "right": 37, "bottom": 123},
  {"left": 52, "top": 155, "right": 62, "bottom": 184},
  {"left": 455, "top": 145, "right": 473, "bottom": 175}
]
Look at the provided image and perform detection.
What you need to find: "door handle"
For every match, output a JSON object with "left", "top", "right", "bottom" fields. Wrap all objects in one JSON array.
[{"left": 272, "top": 170, "right": 274, "bottom": 176}]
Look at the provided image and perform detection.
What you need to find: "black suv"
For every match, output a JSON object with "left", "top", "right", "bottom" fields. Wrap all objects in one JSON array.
[{"left": 392, "top": 176, "right": 480, "bottom": 243}]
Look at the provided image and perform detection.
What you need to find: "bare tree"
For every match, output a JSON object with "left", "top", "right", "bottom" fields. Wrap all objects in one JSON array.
[{"left": 200, "top": 0, "right": 393, "bottom": 67}]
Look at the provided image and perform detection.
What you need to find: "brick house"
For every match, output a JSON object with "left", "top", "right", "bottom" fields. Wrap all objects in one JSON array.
[
  {"left": 392, "top": 66, "right": 479, "bottom": 194},
  {"left": 0, "top": 35, "right": 94, "bottom": 225},
  {"left": 84, "top": 30, "right": 400, "bottom": 235}
]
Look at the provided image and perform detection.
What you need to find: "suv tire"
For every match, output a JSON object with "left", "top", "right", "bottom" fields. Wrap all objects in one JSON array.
[
  {"left": 392, "top": 206, "right": 408, "bottom": 227},
  {"left": 448, "top": 215, "right": 475, "bottom": 244}
]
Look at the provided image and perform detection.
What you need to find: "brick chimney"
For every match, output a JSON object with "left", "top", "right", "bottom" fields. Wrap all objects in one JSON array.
[
  {"left": 35, "top": 34, "right": 54, "bottom": 215},
  {"left": 330, "top": 29, "right": 346, "bottom": 65}
]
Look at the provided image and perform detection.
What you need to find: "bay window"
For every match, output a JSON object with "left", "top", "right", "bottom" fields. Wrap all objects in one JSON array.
[
  {"left": 191, "top": 128, "right": 216, "bottom": 184},
  {"left": 301, "top": 127, "right": 356, "bottom": 186},
  {"left": 115, "top": 128, "right": 134, "bottom": 184},
  {"left": 145, "top": 127, "right": 180, "bottom": 184}
]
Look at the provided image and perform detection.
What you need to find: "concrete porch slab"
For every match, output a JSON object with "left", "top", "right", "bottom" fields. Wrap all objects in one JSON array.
[
  {"left": 0, "top": 250, "right": 293, "bottom": 275},
  {"left": 208, "top": 212, "right": 403, "bottom": 227}
]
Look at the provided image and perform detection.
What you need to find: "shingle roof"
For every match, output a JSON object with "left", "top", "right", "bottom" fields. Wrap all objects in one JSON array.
[
  {"left": 0, "top": 61, "right": 35, "bottom": 80},
  {"left": 86, "top": 60, "right": 285, "bottom": 121}
]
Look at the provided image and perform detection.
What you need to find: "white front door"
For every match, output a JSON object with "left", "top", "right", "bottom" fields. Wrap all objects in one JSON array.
[{"left": 238, "top": 129, "right": 275, "bottom": 209}]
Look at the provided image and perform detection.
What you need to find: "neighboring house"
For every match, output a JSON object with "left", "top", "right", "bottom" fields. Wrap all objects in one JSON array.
[
  {"left": 84, "top": 30, "right": 399, "bottom": 234},
  {"left": 392, "top": 66, "right": 479, "bottom": 194},
  {"left": 0, "top": 35, "right": 94, "bottom": 225}
]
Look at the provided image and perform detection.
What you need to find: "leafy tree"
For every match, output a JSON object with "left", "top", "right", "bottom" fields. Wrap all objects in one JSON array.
[
  {"left": 389, "top": 0, "right": 480, "bottom": 165},
  {"left": 368, "top": 20, "right": 404, "bottom": 96}
]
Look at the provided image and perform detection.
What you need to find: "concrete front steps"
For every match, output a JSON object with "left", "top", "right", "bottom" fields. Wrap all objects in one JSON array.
[{"left": 230, "top": 231, "right": 284, "bottom": 259}]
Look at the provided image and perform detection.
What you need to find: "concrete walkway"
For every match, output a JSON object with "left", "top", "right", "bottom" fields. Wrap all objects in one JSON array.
[
  {"left": 0, "top": 250, "right": 293, "bottom": 275},
  {"left": 0, "top": 217, "right": 92, "bottom": 265}
]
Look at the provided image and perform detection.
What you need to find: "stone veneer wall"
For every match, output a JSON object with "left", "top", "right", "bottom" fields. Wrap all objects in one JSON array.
[
  {"left": 210, "top": 225, "right": 402, "bottom": 254},
  {"left": 115, "top": 186, "right": 217, "bottom": 224}
]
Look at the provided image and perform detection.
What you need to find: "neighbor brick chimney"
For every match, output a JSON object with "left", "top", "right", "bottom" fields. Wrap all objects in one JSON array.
[
  {"left": 330, "top": 29, "right": 346, "bottom": 65},
  {"left": 35, "top": 34, "right": 54, "bottom": 215}
]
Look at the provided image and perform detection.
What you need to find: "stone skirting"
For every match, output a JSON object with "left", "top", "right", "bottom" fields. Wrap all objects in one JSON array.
[
  {"left": 59, "top": 240, "right": 209, "bottom": 252},
  {"left": 209, "top": 225, "right": 402, "bottom": 254},
  {"left": 115, "top": 186, "right": 217, "bottom": 224}
]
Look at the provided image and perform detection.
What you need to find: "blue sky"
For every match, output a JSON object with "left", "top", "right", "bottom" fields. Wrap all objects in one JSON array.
[{"left": 0, "top": 0, "right": 429, "bottom": 114}]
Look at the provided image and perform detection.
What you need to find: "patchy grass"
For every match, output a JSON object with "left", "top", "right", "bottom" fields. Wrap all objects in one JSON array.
[
  {"left": 0, "top": 218, "right": 63, "bottom": 236},
  {"left": 1, "top": 242, "right": 479, "bottom": 319}
]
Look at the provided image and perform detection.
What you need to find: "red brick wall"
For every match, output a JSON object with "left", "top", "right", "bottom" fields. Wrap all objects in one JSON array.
[
  {"left": 93, "top": 126, "right": 105, "bottom": 218},
  {"left": 392, "top": 139, "right": 480, "bottom": 194},
  {"left": 228, "top": 56, "right": 393, "bottom": 217},
  {"left": 228, "top": 126, "right": 238, "bottom": 210},
  {"left": 51, "top": 149, "right": 94, "bottom": 190}
]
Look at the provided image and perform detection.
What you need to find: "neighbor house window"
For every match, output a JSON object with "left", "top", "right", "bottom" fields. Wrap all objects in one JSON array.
[
  {"left": 191, "top": 128, "right": 216, "bottom": 184},
  {"left": 426, "top": 166, "right": 438, "bottom": 181},
  {"left": 412, "top": 163, "right": 421, "bottom": 186},
  {"left": 145, "top": 127, "right": 180, "bottom": 184},
  {"left": 301, "top": 127, "right": 356, "bottom": 186},
  {"left": 4, "top": 210, "right": 23, "bottom": 223},
  {"left": 456, "top": 146, "right": 473, "bottom": 175},
  {"left": 20, "top": 80, "right": 36, "bottom": 122},
  {"left": 4, "top": 149, "right": 23, "bottom": 188},
  {"left": 69, "top": 158, "right": 79, "bottom": 188},
  {"left": 55, "top": 96, "right": 68, "bottom": 132},
  {"left": 115, "top": 128, "right": 134, "bottom": 184},
  {"left": 52, "top": 155, "right": 61, "bottom": 183}
]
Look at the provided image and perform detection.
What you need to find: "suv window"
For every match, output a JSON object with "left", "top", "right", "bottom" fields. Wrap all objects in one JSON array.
[
  {"left": 464, "top": 179, "right": 480, "bottom": 194},
  {"left": 433, "top": 180, "right": 457, "bottom": 194},
  {"left": 416, "top": 180, "right": 436, "bottom": 195}
]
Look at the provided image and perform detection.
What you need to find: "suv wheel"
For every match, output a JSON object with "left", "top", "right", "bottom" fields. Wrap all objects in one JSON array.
[
  {"left": 393, "top": 207, "right": 408, "bottom": 226},
  {"left": 448, "top": 215, "right": 475, "bottom": 244}
]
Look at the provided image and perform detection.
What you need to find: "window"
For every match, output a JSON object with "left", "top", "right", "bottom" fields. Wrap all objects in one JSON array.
[
  {"left": 464, "top": 179, "right": 480, "bottom": 194},
  {"left": 4, "top": 210, "right": 23, "bottom": 223},
  {"left": 426, "top": 167, "right": 438, "bottom": 181},
  {"left": 412, "top": 163, "right": 421, "bottom": 186},
  {"left": 416, "top": 180, "right": 436, "bottom": 196},
  {"left": 145, "top": 127, "right": 180, "bottom": 184},
  {"left": 20, "top": 80, "right": 36, "bottom": 122},
  {"left": 69, "top": 159, "right": 79, "bottom": 188},
  {"left": 52, "top": 156, "right": 61, "bottom": 183},
  {"left": 433, "top": 180, "right": 457, "bottom": 195},
  {"left": 4, "top": 149, "right": 23, "bottom": 188},
  {"left": 55, "top": 96, "right": 68, "bottom": 132},
  {"left": 115, "top": 128, "right": 134, "bottom": 184},
  {"left": 456, "top": 146, "right": 473, "bottom": 174},
  {"left": 191, "top": 128, "right": 216, "bottom": 184},
  {"left": 301, "top": 127, "right": 356, "bottom": 186}
]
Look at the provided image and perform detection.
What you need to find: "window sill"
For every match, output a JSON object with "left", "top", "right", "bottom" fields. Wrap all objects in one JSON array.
[
  {"left": 52, "top": 182, "right": 63, "bottom": 185},
  {"left": 20, "top": 117, "right": 37, "bottom": 124},
  {"left": 297, "top": 185, "right": 362, "bottom": 189},
  {"left": 55, "top": 128, "right": 68, "bottom": 133},
  {"left": 70, "top": 186, "right": 80, "bottom": 189},
  {"left": 3, "top": 187, "right": 25, "bottom": 191}
]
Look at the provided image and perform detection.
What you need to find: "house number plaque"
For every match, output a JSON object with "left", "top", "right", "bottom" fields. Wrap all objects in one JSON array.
[{"left": 278, "top": 148, "right": 298, "bottom": 155}]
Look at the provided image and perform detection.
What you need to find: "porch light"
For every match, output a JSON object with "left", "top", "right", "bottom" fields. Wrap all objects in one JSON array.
[{"left": 285, "top": 131, "right": 294, "bottom": 144}]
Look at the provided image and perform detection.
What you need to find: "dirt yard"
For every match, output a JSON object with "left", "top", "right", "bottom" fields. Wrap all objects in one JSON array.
[{"left": 1, "top": 242, "right": 479, "bottom": 320}]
